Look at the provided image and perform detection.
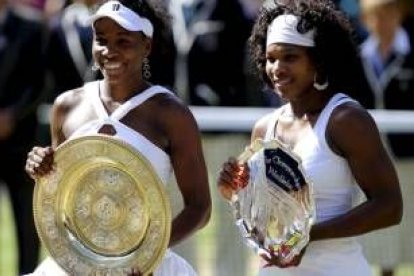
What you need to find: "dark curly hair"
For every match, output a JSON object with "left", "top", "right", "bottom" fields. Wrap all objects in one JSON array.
[{"left": 249, "top": 0, "right": 369, "bottom": 100}]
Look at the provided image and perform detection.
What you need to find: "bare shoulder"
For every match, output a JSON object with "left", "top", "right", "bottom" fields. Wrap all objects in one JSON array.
[
  {"left": 53, "top": 86, "right": 86, "bottom": 113},
  {"left": 50, "top": 86, "right": 88, "bottom": 128},
  {"left": 49, "top": 86, "right": 88, "bottom": 146},
  {"left": 148, "top": 89, "right": 202, "bottom": 152},
  {"left": 329, "top": 101, "right": 376, "bottom": 131},
  {"left": 328, "top": 101, "right": 380, "bottom": 155},
  {"left": 151, "top": 89, "right": 195, "bottom": 124},
  {"left": 251, "top": 111, "right": 278, "bottom": 141}
]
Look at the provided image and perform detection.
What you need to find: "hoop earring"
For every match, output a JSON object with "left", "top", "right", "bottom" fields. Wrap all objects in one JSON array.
[
  {"left": 91, "top": 62, "right": 100, "bottom": 72},
  {"left": 313, "top": 73, "right": 329, "bottom": 91},
  {"left": 142, "top": 57, "right": 151, "bottom": 79}
]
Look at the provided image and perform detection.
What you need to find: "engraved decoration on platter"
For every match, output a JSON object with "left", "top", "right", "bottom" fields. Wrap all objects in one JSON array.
[{"left": 33, "top": 135, "right": 171, "bottom": 275}]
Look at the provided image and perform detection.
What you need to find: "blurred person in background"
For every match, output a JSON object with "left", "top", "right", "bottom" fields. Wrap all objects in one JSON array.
[
  {"left": 12, "top": 0, "right": 47, "bottom": 22},
  {"left": 333, "top": 0, "right": 369, "bottom": 43},
  {"left": 43, "top": 0, "right": 100, "bottom": 105},
  {"left": 360, "top": 0, "right": 414, "bottom": 158},
  {"left": 169, "top": 0, "right": 254, "bottom": 106},
  {"left": 12, "top": 0, "right": 67, "bottom": 21},
  {"left": 0, "top": 0, "right": 45, "bottom": 273},
  {"left": 401, "top": 0, "right": 414, "bottom": 38},
  {"left": 359, "top": 0, "right": 414, "bottom": 275},
  {"left": 37, "top": 0, "right": 99, "bottom": 146}
]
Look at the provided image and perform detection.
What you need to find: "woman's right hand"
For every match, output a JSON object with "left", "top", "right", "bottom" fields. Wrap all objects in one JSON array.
[
  {"left": 25, "top": 146, "right": 55, "bottom": 179},
  {"left": 260, "top": 244, "right": 307, "bottom": 269},
  {"left": 217, "top": 157, "right": 249, "bottom": 200}
]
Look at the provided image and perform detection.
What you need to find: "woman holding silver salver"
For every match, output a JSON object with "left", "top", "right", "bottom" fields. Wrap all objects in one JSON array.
[{"left": 217, "top": 0, "right": 402, "bottom": 275}]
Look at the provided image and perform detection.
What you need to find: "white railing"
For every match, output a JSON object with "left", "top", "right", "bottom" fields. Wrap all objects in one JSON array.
[{"left": 37, "top": 104, "right": 414, "bottom": 133}]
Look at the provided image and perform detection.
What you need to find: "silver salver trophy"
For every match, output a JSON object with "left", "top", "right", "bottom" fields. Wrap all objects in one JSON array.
[{"left": 231, "top": 139, "right": 315, "bottom": 262}]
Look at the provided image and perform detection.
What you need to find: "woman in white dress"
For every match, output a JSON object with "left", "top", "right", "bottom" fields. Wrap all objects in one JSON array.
[
  {"left": 25, "top": 0, "right": 211, "bottom": 275},
  {"left": 217, "top": 0, "right": 403, "bottom": 275}
]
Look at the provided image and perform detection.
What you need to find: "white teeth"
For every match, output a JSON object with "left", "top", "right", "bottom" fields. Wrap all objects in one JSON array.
[
  {"left": 275, "top": 78, "right": 290, "bottom": 85},
  {"left": 104, "top": 63, "right": 121, "bottom": 69}
]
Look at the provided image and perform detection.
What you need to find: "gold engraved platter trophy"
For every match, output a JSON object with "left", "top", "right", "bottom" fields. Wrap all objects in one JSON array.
[
  {"left": 231, "top": 139, "right": 315, "bottom": 263},
  {"left": 33, "top": 135, "right": 171, "bottom": 275}
]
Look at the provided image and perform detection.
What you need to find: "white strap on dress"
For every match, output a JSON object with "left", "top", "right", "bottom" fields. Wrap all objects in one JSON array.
[
  {"left": 88, "top": 81, "right": 173, "bottom": 120},
  {"left": 70, "top": 81, "right": 174, "bottom": 184}
]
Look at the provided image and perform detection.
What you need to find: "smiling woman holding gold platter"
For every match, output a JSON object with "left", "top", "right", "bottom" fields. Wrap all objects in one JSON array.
[
  {"left": 25, "top": 0, "right": 211, "bottom": 275},
  {"left": 33, "top": 135, "right": 171, "bottom": 274}
]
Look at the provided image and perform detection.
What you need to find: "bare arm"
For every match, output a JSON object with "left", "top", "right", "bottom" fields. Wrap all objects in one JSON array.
[
  {"left": 25, "top": 92, "right": 74, "bottom": 178},
  {"left": 310, "top": 103, "right": 403, "bottom": 241},
  {"left": 50, "top": 93, "right": 72, "bottom": 148},
  {"left": 165, "top": 102, "right": 211, "bottom": 247}
]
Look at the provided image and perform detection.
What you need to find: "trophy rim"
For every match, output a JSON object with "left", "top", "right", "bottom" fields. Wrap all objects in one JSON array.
[{"left": 33, "top": 135, "right": 171, "bottom": 274}]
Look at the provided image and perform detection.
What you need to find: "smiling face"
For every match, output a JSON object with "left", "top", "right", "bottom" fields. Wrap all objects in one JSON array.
[
  {"left": 265, "top": 43, "right": 316, "bottom": 101},
  {"left": 92, "top": 17, "right": 152, "bottom": 86}
]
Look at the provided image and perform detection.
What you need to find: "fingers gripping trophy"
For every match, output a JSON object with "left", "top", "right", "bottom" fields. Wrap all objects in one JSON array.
[{"left": 227, "top": 139, "right": 315, "bottom": 264}]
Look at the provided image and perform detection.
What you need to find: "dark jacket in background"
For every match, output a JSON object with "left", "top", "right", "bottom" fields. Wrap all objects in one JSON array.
[
  {"left": 0, "top": 8, "right": 45, "bottom": 274},
  {"left": 361, "top": 26, "right": 414, "bottom": 158},
  {"left": 0, "top": 9, "right": 44, "bottom": 149},
  {"left": 44, "top": 3, "right": 97, "bottom": 102},
  {"left": 171, "top": 0, "right": 252, "bottom": 106}
]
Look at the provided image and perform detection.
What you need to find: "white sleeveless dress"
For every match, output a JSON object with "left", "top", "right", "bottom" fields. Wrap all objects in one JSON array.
[
  {"left": 258, "top": 93, "right": 372, "bottom": 276},
  {"left": 27, "top": 81, "right": 197, "bottom": 276}
]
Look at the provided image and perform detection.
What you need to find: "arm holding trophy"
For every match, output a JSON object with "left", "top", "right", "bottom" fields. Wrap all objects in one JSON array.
[
  {"left": 217, "top": 0, "right": 402, "bottom": 274},
  {"left": 25, "top": 0, "right": 211, "bottom": 275}
]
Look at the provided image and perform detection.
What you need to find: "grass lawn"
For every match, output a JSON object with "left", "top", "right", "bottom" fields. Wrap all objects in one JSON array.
[
  {"left": 1, "top": 188, "right": 17, "bottom": 276},
  {"left": 1, "top": 186, "right": 413, "bottom": 276}
]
